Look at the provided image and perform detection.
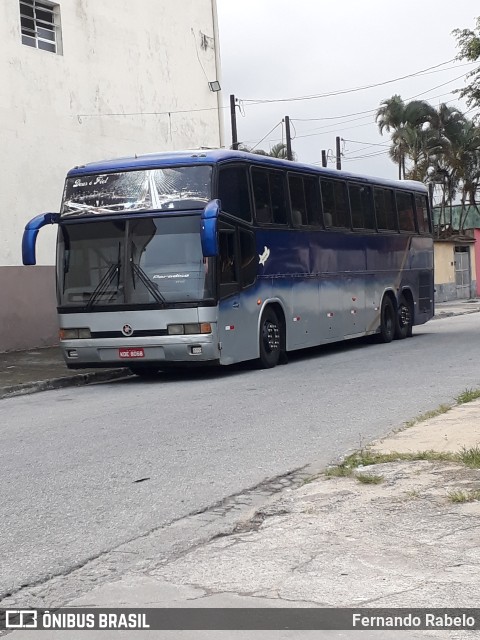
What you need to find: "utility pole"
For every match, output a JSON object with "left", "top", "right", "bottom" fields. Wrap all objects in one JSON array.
[
  {"left": 336, "top": 136, "right": 342, "bottom": 170},
  {"left": 321, "top": 150, "right": 327, "bottom": 168},
  {"left": 284, "top": 116, "right": 293, "bottom": 161},
  {"left": 230, "top": 94, "right": 239, "bottom": 150}
]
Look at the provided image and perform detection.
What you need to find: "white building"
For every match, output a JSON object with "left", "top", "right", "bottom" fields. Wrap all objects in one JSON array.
[{"left": 0, "top": 0, "right": 223, "bottom": 351}]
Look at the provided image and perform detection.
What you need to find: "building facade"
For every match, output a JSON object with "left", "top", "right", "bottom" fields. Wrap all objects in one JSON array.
[
  {"left": 1, "top": 0, "right": 222, "bottom": 351},
  {"left": 434, "top": 238, "right": 477, "bottom": 302}
]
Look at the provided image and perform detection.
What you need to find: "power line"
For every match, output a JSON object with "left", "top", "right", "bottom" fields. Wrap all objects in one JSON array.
[
  {"left": 343, "top": 150, "right": 391, "bottom": 162},
  {"left": 241, "top": 58, "right": 458, "bottom": 105},
  {"left": 249, "top": 121, "right": 283, "bottom": 151},
  {"left": 290, "top": 83, "right": 470, "bottom": 140}
]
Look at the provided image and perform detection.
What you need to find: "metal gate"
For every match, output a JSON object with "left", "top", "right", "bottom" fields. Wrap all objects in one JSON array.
[{"left": 455, "top": 247, "right": 471, "bottom": 299}]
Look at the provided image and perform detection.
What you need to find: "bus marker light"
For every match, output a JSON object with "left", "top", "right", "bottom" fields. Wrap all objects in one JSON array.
[
  {"left": 327, "top": 313, "right": 334, "bottom": 318},
  {"left": 293, "top": 316, "right": 301, "bottom": 322},
  {"left": 257, "top": 299, "right": 262, "bottom": 305},
  {"left": 225, "top": 325, "right": 235, "bottom": 331},
  {"left": 200, "top": 323, "right": 212, "bottom": 334}
]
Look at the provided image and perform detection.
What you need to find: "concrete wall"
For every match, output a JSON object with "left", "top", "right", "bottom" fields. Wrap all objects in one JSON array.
[
  {"left": 1, "top": 0, "right": 222, "bottom": 351},
  {"left": 0, "top": 267, "right": 57, "bottom": 352}
]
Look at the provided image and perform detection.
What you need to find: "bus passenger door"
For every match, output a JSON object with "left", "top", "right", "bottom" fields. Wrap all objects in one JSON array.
[{"left": 217, "top": 225, "right": 259, "bottom": 365}]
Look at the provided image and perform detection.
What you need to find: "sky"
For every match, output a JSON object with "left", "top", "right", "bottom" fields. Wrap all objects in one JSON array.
[{"left": 215, "top": 0, "right": 479, "bottom": 180}]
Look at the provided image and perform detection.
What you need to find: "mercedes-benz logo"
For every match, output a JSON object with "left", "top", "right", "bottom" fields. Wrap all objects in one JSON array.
[{"left": 122, "top": 324, "right": 134, "bottom": 337}]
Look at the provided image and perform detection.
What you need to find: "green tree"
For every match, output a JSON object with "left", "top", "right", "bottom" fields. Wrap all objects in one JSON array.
[
  {"left": 452, "top": 16, "right": 480, "bottom": 113},
  {"left": 375, "top": 96, "right": 435, "bottom": 178}
]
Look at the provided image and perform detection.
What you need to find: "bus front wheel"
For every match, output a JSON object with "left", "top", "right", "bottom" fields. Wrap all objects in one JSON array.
[
  {"left": 258, "top": 307, "right": 282, "bottom": 368},
  {"left": 378, "top": 296, "right": 395, "bottom": 343}
]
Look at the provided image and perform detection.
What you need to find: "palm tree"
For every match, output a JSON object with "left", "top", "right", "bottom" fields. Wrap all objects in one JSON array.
[{"left": 376, "top": 96, "right": 435, "bottom": 178}]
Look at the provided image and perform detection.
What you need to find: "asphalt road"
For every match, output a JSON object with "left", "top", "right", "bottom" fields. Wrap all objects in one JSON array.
[{"left": 2, "top": 313, "right": 480, "bottom": 598}]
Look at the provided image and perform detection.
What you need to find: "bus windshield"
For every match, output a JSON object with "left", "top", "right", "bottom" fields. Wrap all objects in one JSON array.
[
  {"left": 61, "top": 166, "right": 212, "bottom": 217},
  {"left": 57, "top": 216, "right": 214, "bottom": 308}
]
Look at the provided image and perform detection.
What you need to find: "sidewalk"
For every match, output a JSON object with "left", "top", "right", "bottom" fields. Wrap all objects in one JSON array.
[
  {"left": 0, "top": 298, "right": 479, "bottom": 400},
  {"left": 0, "top": 347, "right": 128, "bottom": 400}
]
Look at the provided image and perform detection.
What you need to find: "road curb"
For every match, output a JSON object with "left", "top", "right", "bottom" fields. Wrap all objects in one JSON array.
[
  {"left": 432, "top": 309, "right": 480, "bottom": 321},
  {"left": 0, "top": 368, "right": 131, "bottom": 400}
]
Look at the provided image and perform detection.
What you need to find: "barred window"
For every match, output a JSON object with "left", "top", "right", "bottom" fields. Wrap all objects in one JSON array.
[{"left": 20, "top": 0, "right": 62, "bottom": 54}]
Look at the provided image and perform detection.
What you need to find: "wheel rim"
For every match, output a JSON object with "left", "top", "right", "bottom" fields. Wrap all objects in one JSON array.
[
  {"left": 398, "top": 303, "right": 411, "bottom": 328},
  {"left": 262, "top": 320, "right": 280, "bottom": 354}
]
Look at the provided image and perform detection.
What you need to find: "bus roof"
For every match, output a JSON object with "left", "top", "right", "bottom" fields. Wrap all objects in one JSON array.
[{"left": 67, "top": 148, "right": 428, "bottom": 193}]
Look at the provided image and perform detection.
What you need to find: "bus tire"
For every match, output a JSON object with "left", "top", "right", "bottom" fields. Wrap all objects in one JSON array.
[
  {"left": 378, "top": 296, "right": 395, "bottom": 343},
  {"left": 258, "top": 307, "right": 282, "bottom": 368},
  {"left": 395, "top": 294, "right": 413, "bottom": 339}
]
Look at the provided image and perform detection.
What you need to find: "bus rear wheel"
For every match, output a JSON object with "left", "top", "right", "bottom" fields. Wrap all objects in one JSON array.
[
  {"left": 378, "top": 296, "right": 395, "bottom": 343},
  {"left": 258, "top": 308, "right": 282, "bottom": 368},
  {"left": 395, "top": 294, "right": 413, "bottom": 339}
]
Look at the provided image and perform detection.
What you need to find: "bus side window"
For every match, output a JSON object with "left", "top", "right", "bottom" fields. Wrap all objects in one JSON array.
[
  {"left": 269, "top": 172, "right": 288, "bottom": 225},
  {"left": 349, "top": 184, "right": 365, "bottom": 229},
  {"left": 320, "top": 179, "right": 334, "bottom": 228},
  {"left": 305, "top": 177, "right": 322, "bottom": 226},
  {"left": 334, "top": 181, "right": 350, "bottom": 228},
  {"left": 218, "top": 166, "right": 252, "bottom": 222},
  {"left": 396, "top": 191, "right": 415, "bottom": 232},
  {"left": 415, "top": 194, "right": 430, "bottom": 233},
  {"left": 321, "top": 179, "right": 349, "bottom": 228},
  {"left": 252, "top": 169, "right": 273, "bottom": 224},
  {"left": 374, "top": 188, "right": 397, "bottom": 231},
  {"left": 362, "top": 186, "right": 375, "bottom": 229},
  {"left": 288, "top": 175, "right": 307, "bottom": 226}
]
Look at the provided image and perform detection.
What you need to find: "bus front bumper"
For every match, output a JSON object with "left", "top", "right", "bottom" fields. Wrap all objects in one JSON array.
[{"left": 61, "top": 336, "right": 220, "bottom": 369}]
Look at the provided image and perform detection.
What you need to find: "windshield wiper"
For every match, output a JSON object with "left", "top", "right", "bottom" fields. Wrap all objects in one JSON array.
[
  {"left": 86, "top": 244, "right": 122, "bottom": 310},
  {"left": 130, "top": 262, "right": 166, "bottom": 306}
]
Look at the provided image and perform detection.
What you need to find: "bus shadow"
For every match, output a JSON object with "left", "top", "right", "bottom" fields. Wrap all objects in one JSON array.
[{"left": 112, "top": 333, "right": 428, "bottom": 386}]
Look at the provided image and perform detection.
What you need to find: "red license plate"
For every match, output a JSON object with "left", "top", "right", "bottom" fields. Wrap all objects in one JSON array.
[{"left": 119, "top": 347, "right": 145, "bottom": 359}]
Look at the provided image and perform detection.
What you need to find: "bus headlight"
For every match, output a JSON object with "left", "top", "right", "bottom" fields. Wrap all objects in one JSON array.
[
  {"left": 59, "top": 328, "right": 91, "bottom": 340},
  {"left": 167, "top": 323, "right": 212, "bottom": 335}
]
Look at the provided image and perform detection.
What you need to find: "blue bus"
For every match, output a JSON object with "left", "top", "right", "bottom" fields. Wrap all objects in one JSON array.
[{"left": 22, "top": 149, "right": 434, "bottom": 374}]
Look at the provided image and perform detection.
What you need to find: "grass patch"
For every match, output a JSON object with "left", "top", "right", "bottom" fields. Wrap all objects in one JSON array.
[
  {"left": 356, "top": 473, "right": 384, "bottom": 484},
  {"left": 459, "top": 446, "right": 480, "bottom": 469},
  {"left": 342, "top": 450, "right": 457, "bottom": 468},
  {"left": 448, "top": 489, "right": 480, "bottom": 503},
  {"left": 324, "top": 447, "right": 480, "bottom": 482},
  {"left": 325, "top": 465, "right": 353, "bottom": 478},
  {"left": 456, "top": 388, "right": 480, "bottom": 404},
  {"left": 404, "top": 489, "right": 421, "bottom": 499},
  {"left": 404, "top": 404, "right": 451, "bottom": 427}
]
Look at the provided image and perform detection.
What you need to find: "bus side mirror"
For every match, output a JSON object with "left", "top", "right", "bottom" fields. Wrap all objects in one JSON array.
[
  {"left": 200, "top": 199, "right": 220, "bottom": 257},
  {"left": 22, "top": 212, "right": 60, "bottom": 265}
]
